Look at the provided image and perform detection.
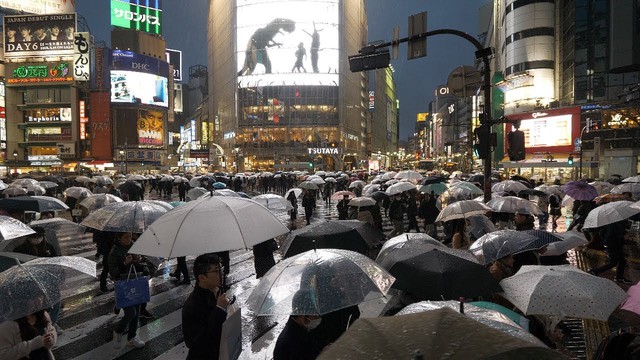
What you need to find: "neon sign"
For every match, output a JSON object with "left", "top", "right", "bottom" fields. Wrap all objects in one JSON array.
[{"left": 9, "top": 63, "right": 72, "bottom": 84}]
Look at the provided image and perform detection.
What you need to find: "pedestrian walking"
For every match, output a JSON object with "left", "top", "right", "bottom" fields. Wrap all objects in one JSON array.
[
  {"left": 336, "top": 194, "right": 350, "bottom": 220},
  {"left": 182, "top": 254, "right": 231, "bottom": 360},
  {"left": 287, "top": 191, "right": 298, "bottom": 225},
  {"left": 253, "top": 239, "right": 277, "bottom": 278},
  {"left": 302, "top": 190, "right": 316, "bottom": 225},
  {"left": 273, "top": 290, "right": 324, "bottom": 360},
  {"left": 548, "top": 193, "right": 561, "bottom": 231},
  {"left": 170, "top": 256, "right": 191, "bottom": 285},
  {"left": 386, "top": 195, "right": 405, "bottom": 238},
  {"left": 589, "top": 220, "right": 633, "bottom": 283},
  {"left": 406, "top": 192, "right": 420, "bottom": 232}
]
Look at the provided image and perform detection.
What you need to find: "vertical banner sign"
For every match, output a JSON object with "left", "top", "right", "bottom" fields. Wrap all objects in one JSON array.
[
  {"left": 79, "top": 100, "right": 88, "bottom": 139},
  {"left": 111, "top": 0, "right": 163, "bottom": 35},
  {"left": 73, "top": 32, "right": 90, "bottom": 81}
]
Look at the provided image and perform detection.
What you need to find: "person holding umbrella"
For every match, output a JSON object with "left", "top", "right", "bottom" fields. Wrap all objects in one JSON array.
[
  {"left": 302, "top": 189, "right": 316, "bottom": 225},
  {"left": 274, "top": 289, "right": 325, "bottom": 360},
  {"left": 287, "top": 191, "right": 298, "bottom": 224},
  {"left": 387, "top": 195, "right": 405, "bottom": 238},
  {"left": 182, "top": 253, "right": 231, "bottom": 360},
  {"left": 589, "top": 219, "right": 633, "bottom": 283},
  {"left": 0, "top": 290, "right": 57, "bottom": 360},
  {"left": 336, "top": 194, "right": 350, "bottom": 220}
]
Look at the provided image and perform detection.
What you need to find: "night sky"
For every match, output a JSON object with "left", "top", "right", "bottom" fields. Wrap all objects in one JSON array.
[{"left": 75, "top": 0, "right": 489, "bottom": 141}]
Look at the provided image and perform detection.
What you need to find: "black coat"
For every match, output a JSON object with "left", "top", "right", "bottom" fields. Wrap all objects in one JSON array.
[
  {"left": 182, "top": 285, "right": 228, "bottom": 360},
  {"left": 274, "top": 318, "right": 323, "bottom": 360}
]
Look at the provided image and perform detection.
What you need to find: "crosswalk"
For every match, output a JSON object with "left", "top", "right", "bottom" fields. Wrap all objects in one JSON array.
[{"left": 42, "top": 192, "right": 572, "bottom": 359}]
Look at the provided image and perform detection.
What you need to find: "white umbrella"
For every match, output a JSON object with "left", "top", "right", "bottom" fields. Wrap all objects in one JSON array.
[
  {"left": 189, "top": 176, "right": 203, "bottom": 188},
  {"left": 252, "top": 193, "right": 293, "bottom": 212},
  {"left": 309, "top": 177, "right": 326, "bottom": 185},
  {"left": 64, "top": 186, "right": 93, "bottom": 199},
  {"left": 0, "top": 215, "right": 36, "bottom": 240},
  {"left": 385, "top": 181, "right": 417, "bottom": 196},
  {"left": 611, "top": 183, "right": 640, "bottom": 200},
  {"left": 324, "top": 177, "right": 336, "bottom": 183},
  {"left": 499, "top": 265, "right": 627, "bottom": 321},
  {"left": 492, "top": 180, "right": 529, "bottom": 193},
  {"left": 245, "top": 249, "right": 395, "bottom": 315},
  {"left": 380, "top": 171, "right": 398, "bottom": 181},
  {"left": 534, "top": 184, "right": 563, "bottom": 198},
  {"left": 589, "top": 181, "right": 615, "bottom": 195},
  {"left": 542, "top": 231, "right": 589, "bottom": 256},
  {"left": 187, "top": 187, "right": 208, "bottom": 201},
  {"left": 127, "top": 174, "right": 146, "bottom": 181},
  {"left": 10, "top": 178, "right": 39, "bottom": 187},
  {"left": 298, "top": 181, "right": 319, "bottom": 190},
  {"left": 435, "top": 200, "right": 491, "bottom": 223},
  {"left": 394, "top": 170, "right": 423, "bottom": 183},
  {"left": 348, "top": 196, "right": 377, "bottom": 208},
  {"left": 384, "top": 179, "right": 400, "bottom": 186},
  {"left": 582, "top": 201, "right": 640, "bottom": 229},
  {"left": 129, "top": 196, "right": 289, "bottom": 258},
  {"left": 0, "top": 181, "right": 7, "bottom": 190},
  {"left": 200, "top": 189, "right": 241, "bottom": 198},
  {"left": 314, "top": 171, "right": 327, "bottom": 176},
  {"left": 37, "top": 181, "right": 59, "bottom": 190},
  {"left": 79, "top": 193, "right": 123, "bottom": 212},
  {"left": 3, "top": 187, "right": 28, "bottom": 196},
  {"left": 284, "top": 188, "right": 303, "bottom": 199},
  {"left": 487, "top": 196, "right": 543, "bottom": 216},
  {"left": 80, "top": 201, "right": 169, "bottom": 233},
  {"left": 74, "top": 176, "right": 92, "bottom": 184},
  {"left": 24, "top": 185, "right": 46, "bottom": 196},
  {"left": 348, "top": 180, "right": 366, "bottom": 189},
  {"left": 623, "top": 176, "right": 640, "bottom": 183}
]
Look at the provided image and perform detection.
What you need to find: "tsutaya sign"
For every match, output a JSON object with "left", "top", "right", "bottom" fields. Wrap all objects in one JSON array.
[{"left": 308, "top": 148, "right": 340, "bottom": 155}]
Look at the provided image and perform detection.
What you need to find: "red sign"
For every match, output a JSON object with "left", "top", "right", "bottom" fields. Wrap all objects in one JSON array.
[{"left": 89, "top": 92, "right": 112, "bottom": 159}]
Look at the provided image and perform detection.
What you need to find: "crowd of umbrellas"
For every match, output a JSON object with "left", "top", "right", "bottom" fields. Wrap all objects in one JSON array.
[{"left": 2, "top": 169, "right": 640, "bottom": 358}]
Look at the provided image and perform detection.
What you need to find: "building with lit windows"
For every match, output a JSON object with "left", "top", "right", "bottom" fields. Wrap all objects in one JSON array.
[{"left": 208, "top": 0, "right": 377, "bottom": 171}]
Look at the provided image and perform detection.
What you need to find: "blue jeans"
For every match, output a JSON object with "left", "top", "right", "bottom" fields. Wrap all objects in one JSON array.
[{"left": 116, "top": 305, "right": 140, "bottom": 340}]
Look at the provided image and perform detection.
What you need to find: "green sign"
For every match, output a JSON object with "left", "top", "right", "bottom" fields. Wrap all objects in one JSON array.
[
  {"left": 8, "top": 63, "right": 72, "bottom": 84},
  {"left": 111, "top": 0, "right": 162, "bottom": 35}
]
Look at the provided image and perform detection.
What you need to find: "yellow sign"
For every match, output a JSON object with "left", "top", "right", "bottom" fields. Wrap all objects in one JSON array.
[
  {"left": 417, "top": 112, "right": 429, "bottom": 122},
  {"left": 137, "top": 110, "right": 164, "bottom": 146}
]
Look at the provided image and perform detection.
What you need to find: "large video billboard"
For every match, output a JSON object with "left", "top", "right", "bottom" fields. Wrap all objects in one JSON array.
[
  {"left": 111, "top": 0, "right": 162, "bottom": 35},
  {"left": 3, "top": 13, "right": 76, "bottom": 59},
  {"left": 137, "top": 109, "right": 164, "bottom": 146},
  {"left": 110, "top": 50, "right": 170, "bottom": 107},
  {"left": 0, "top": 0, "right": 75, "bottom": 14},
  {"left": 236, "top": 0, "right": 339, "bottom": 88}
]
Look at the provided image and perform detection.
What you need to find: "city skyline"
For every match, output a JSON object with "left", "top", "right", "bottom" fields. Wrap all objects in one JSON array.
[{"left": 75, "top": 0, "right": 488, "bottom": 142}]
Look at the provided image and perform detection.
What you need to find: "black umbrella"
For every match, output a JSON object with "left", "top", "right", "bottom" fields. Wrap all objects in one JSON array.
[
  {"left": 369, "top": 191, "right": 389, "bottom": 202},
  {"left": 41, "top": 175, "right": 65, "bottom": 184},
  {"left": 419, "top": 176, "right": 446, "bottom": 185},
  {"left": 0, "top": 196, "right": 69, "bottom": 212},
  {"left": 517, "top": 188, "right": 546, "bottom": 197},
  {"left": 467, "top": 174, "right": 484, "bottom": 184},
  {"left": 376, "top": 245, "right": 501, "bottom": 300},
  {"left": 0, "top": 252, "right": 37, "bottom": 272},
  {"left": 119, "top": 180, "right": 143, "bottom": 194},
  {"left": 281, "top": 220, "right": 385, "bottom": 258}
]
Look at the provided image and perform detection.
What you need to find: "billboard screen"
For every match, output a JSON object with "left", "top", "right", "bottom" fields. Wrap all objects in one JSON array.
[
  {"left": 111, "top": 0, "right": 162, "bottom": 35},
  {"left": 137, "top": 109, "right": 164, "bottom": 146},
  {"left": 165, "top": 48, "right": 182, "bottom": 82},
  {"left": 236, "top": 0, "right": 339, "bottom": 88},
  {"left": 110, "top": 70, "right": 168, "bottom": 107},
  {"left": 0, "top": 0, "right": 75, "bottom": 14},
  {"left": 4, "top": 13, "right": 76, "bottom": 59}
]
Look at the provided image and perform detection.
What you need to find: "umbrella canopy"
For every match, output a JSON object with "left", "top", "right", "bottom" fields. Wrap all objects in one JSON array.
[
  {"left": 394, "top": 170, "right": 423, "bottom": 183},
  {"left": 74, "top": 175, "right": 92, "bottom": 183},
  {"left": 589, "top": 181, "right": 615, "bottom": 195},
  {"left": 64, "top": 186, "right": 93, "bottom": 199},
  {"left": 24, "top": 185, "right": 46, "bottom": 195},
  {"left": 362, "top": 184, "right": 381, "bottom": 196},
  {"left": 29, "top": 217, "right": 86, "bottom": 241},
  {"left": 317, "top": 308, "right": 565, "bottom": 360},
  {"left": 418, "top": 182, "right": 448, "bottom": 195},
  {"left": 0, "top": 215, "right": 36, "bottom": 240},
  {"left": 281, "top": 220, "right": 385, "bottom": 258},
  {"left": 385, "top": 181, "right": 417, "bottom": 196},
  {"left": 186, "top": 187, "right": 208, "bottom": 201},
  {"left": 542, "top": 231, "right": 589, "bottom": 256},
  {"left": 535, "top": 184, "right": 563, "bottom": 197},
  {"left": 284, "top": 187, "right": 303, "bottom": 199},
  {"left": 470, "top": 301, "right": 531, "bottom": 330},
  {"left": 594, "top": 193, "right": 627, "bottom": 205},
  {"left": 309, "top": 177, "right": 325, "bottom": 185},
  {"left": 0, "top": 256, "right": 96, "bottom": 322},
  {"left": 397, "top": 301, "right": 544, "bottom": 346},
  {"left": 245, "top": 249, "right": 395, "bottom": 316},
  {"left": 348, "top": 196, "right": 376, "bottom": 207},
  {"left": 80, "top": 201, "right": 169, "bottom": 233},
  {"left": 611, "top": 183, "right": 640, "bottom": 200},
  {"left": 500, "top": 265, "right": 628, "bottom": 321},
  {"left": 0, "top": 252, "right": 37, "bottom": 273},
  {"left": 378, "top": 233, "right": 444, "bottom": 261},
  {"left": 79, "top": 193, "right": 123, "bottom": 212},
  {"left": 470, "top": 230, "right": 554, "bottom": 265},
  {"left": 212, "top": 181, "right": 227, "bottom": 189},
  {"left": 621, "top": 282, "right": 640, "bottom": 316},
  {"left": 376, "top": 245, "right": 500, "bottom": 300},
  {"left": 251, "top": 193, "right": 294, "bottom": 212},
  {"left": 119, "top": 181, "right": 143, "bottom": 195},
  {"left": 127, "top": 174, "right": 146, "bottom": 181},
  {"left": 330, "top": 190, "right": 355, "bottom": 200},
  {"left": 298, "top": 181, "right": 319, "bottom": 190},
  {"left": 348, "top": 180, "right": 365, "bottom": 189},
  {"left": 562, "top": 181, "right": 599, "bottom": 201},
  {"left": 37, "top": 181, "right": 59, "bottom": 190},
  {"left": 10, "top": 178, "right": 39, "bottom": 188},
  {"left": 492, "top": 180, "right": 529, "bottom": 193},
  {"left": 0, "top": 196, "right": 69, "bottom": 212},
  {"left": 487, "top": 196, "right": 543, "bottom": 215},
  {"left": 623, "top": 176, "right": 640, "bottom": 183},
  {"left": 3, "top": 187, "right": 28, "bottom": 196},
  {"left": 142, "top": 200, "right": 174, "bottom": 210},
  {"left": 368, "top": 191, "right": 389, "bottom": 202},
  {"left": 434, "top": 200, "right": 491, "bottom": 223},
  {"left": 582, "top": 201, "right": 640, "bottom": 229},
  {"left": 466, "top": 214, "right": 498, "bottom": 240},
  {"left": 419, "top": 175, "right": 447, "bottom": 185},
  {"left": 129, "top": 196, "right": 289, "bottom": 258}
]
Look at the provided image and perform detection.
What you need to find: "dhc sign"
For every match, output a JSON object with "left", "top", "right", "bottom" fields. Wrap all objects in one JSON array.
[{"left": 308, "top": 148, "right": 340, "bottom": 155}]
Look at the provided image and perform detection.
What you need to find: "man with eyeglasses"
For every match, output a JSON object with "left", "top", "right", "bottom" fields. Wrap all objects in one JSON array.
[{"left": 182, "top": 254, "right": 231, "bottom": 360}]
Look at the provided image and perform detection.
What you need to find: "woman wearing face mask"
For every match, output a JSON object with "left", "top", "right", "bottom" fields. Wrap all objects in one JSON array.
[
  {"left": 273, "top": 290, "right": 325, "bottom": 360},
  {"left": 13, "top": 229, "right": 57, "bottom": 258}
]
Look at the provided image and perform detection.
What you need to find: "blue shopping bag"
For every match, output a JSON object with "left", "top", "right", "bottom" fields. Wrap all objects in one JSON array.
[{"left": 114, "top": 266, "right": 150, "bottom": 309}]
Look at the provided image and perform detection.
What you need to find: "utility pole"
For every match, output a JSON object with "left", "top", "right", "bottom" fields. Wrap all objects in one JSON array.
[{"left": 349, "top": 21, "right": 494, "bottom": 202}]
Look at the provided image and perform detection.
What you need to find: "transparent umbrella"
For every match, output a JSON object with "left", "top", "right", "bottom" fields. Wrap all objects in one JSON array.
[
  {"left": 245, "top": 249, "right": 395, "bottom": 316},
  {"left": 434, "top": 200, "right": 491, "bottom": 223},
  {"left": 79, "top": 193, "right": 123, "bottom": 212},
  {"left": 378, "top": 233, "right": 444, "bottom": 261},
  {"left": 385, "top": 181, "right": 417, "bottom": 196},
  {"left": 487, "top": 196, "right": 543, "bottom": 215},
  {"left": 470, "top": 230, "right": 553, "bottom": 265},
  {"left": 0, "top": 256, "right": 96, "bottom": 322},
  {"left": 64, "top": 186, "right": 93, "bottom": 199},
  {"left": 252, "top": 193, "right": 293, "bottom": 212},
  {"left": 37, "top": 181, "right": 59, "bottom": 190},
  {"left": 187, "top": 187, "right": 208, "bottom": 201},
  {"left": 74, "top": 176, "right": 92, "bottom": 184},
  {"left": 492, "top": 180, "right": 529, "bottom": 193},
  {"left": 2, "top": 187, "right": 27, "bottom": 196},
  {"left": 80, "top": 201, "right": 169, "bottom": 233},
  {"left": 0, "top": 215, "right": 36, "bottom": 240}
]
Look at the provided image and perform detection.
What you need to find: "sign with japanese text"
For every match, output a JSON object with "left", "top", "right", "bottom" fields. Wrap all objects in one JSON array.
[
  {"left": 56, "top": 142, "right": 75, "bottom": 156},
  {"left": 73, "top": 31, "right": 90, "bottom": 81},
  {"left": 7, "top": 62, "right": 73, "bottom": 85},
  {"left": 111, "top": 0, "right": 162, "bottom": 35},
  {"left": 3, "top": 13, "right": 76, "bottom": 59},
  {"left": 124, "top": 149, "right": 163, "bottom": 162},
  {"left": 0, "top": 1, "right": 75, "bottom": 14}
]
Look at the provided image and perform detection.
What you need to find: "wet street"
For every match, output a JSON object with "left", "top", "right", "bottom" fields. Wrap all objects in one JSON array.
[{"left": 51, "top": 190, "right": 586, "bottom": 360}]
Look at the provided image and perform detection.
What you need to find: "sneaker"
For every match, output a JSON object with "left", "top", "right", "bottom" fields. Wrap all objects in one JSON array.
[
  {"left": 113, "top": 331, "right": 125, "bottom": 350},
  {"left": 139, "top": 309, "right": 154, "bottom": 319},
  {"left": 127, "top": 336, "right": 145, "bottom": 348},
  {"left": 615, "top": 278, "right": 634, "bottom": 284}
]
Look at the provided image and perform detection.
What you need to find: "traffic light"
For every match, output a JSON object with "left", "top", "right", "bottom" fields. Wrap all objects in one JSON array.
[
  {"left": 568, "top": 155, "right": 574, "bottom": 165},
  {"left": 474, "top": 124, "right": 490, "bottom": 160},
  {"left": 507, "top": 130, "right": 526, "bottom": 161},
  {"left": 349, "top": 50, "right": 390, "bottom": 72}
]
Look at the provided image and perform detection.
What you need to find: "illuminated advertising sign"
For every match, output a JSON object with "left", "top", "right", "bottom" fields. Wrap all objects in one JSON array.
[
  {"left": 111, "top": 50, "right": 170, "bottom": 75},
  {"left": 24, "top": 108, "right": 71, "bottom": 122},
  {"left": 165, "top": 48, "right": 182, "bottom": 81},
  {"left": 417, "top": 113, "right": 429, "bottom": 122},
  {"left": 173, "top": 83, "right": 183, "bottom": 113},
  {"left": 73, "top": 32, "right": 90, "bottom": 81},
  {"left": 137, "top": 109, "right": 164, "bottom": 146},
  {"left": 110, "top": 70, "right": 168, "bottom": 107},
  {"left": 236, "top": 0, "right": 339, "bottom": 88},
  {"left": 0, "top": 1, "right": 75, "bottom": 14},
  {"left": 517, "top": 114, "right": 572, "bottom": 148},
  {"left": 7, "top": 62, "right": 73, "bottom": 85},
  {"left": 3, "top": 13, "right": 76, "bottom": 59},
  {"left": 111, "top": 0, "right": 162, "bottom": 35}
]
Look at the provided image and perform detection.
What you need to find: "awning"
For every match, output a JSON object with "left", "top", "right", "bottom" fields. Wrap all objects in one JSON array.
[{"left": 499, "top": 153, "right": 590, "bottom": 168}]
